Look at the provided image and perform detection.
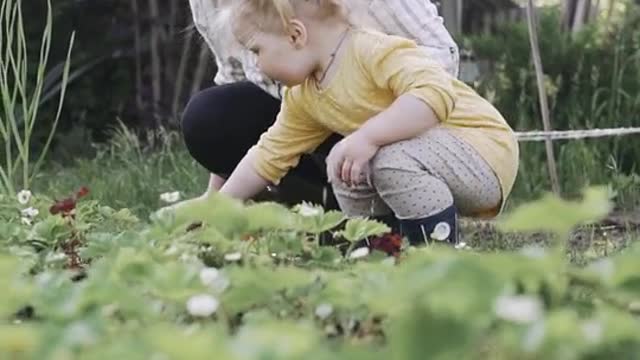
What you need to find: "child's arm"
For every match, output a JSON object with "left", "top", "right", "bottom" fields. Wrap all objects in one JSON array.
[
  {"left": 220, "top": 88, "right": 331, "bottom": 201},
  {"left": 357, "top": 94, "right": 440, "bottom": 147},
  {"left": 326, "top": 95, "right": 439, "bottom": 185},
  {"left": 218, "top": 151, "right": 270, "bottom": 200},
  {"left": 327, "top": 36, "right": 458, "bottom": 186}
]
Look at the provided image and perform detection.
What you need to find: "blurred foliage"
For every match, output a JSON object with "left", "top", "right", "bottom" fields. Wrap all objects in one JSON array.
[
  {"left": 463, "top": 4, "right": 640, "bottom": 201},
  {"left": 20, "top": 0, "right": 214, "bottom": 153}
]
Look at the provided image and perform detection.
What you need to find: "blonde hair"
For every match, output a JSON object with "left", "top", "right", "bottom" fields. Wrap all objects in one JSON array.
[
  {"left": 234, "top": 1, "right": 348, "bottom": 43},
  {"left": 213, "top": 0, "right": 380, "bottom": 54}
]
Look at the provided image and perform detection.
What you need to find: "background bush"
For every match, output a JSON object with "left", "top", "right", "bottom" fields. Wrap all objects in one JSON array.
[{"left": 463, "top": 5, "right": 640, "bottom": 205}]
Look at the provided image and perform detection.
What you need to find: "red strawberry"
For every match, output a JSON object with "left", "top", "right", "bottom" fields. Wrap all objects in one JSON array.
[
  {"left": 49, "top": 197, "right": 76, "bottom": 215},
  {"left": 369, "top": 233, "right": 403, "bottom": 257},
  {"left": 49, "top": 186, "right": 89, "bottom": 216},
  {"left": 76, "top": 186, "right": 90, "bottom": 198}
]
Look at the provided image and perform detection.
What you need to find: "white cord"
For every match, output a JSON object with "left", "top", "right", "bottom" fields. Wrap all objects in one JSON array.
[{"left": 515, "top": 127, "right": 640, "bottom": 142}]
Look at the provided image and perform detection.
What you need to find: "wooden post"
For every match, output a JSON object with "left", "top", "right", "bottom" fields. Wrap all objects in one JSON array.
[
  {"left": 148, "top": 0, "right": 162, "bottom": 127},
  {"left": 131, "top": 0, "right": 143, "bottom": 113},
  {"left": 526, "top": 0, "right": 561, "bottom": 195},
  {"left": 441, "top": 0, "right": 463, "bottom": 36},
  {"left": 572, "top": 0, "right": 591, "bottom": 33}
]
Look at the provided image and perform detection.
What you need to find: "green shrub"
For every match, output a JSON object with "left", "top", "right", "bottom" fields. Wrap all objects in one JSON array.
[{"left": 464, "top": 5, "right": 640, "bottom": 204}]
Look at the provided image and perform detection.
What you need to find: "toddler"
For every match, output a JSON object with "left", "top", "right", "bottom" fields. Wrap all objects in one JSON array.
[{"left": 185, "top": 0, "right": 519, "bottom": 246}]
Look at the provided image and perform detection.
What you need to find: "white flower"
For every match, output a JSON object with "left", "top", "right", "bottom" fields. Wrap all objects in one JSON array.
[
  {"left": 150, "top": 300, "right": 165, "bottom": 314},
  {"left": 381, "top": 257, "right": 396, "bottom": 267},
  {"left": 522, "top": 321, "right": 545, "bottom": 352},
  {"left": 45, "top": 252, "right": 67, "bottom": 263},
  {"left": 199, "top": 267, "right": 229, "bottom": 293},
  {"left": 159, "top": 191, "right": 181, "bottom": 203},
  {"left": 430, "top": 222, "right": 451, "bottom": 242},
  {"left": 179, "top": 253, "right": 197, "bottom": 262},
  {"left": 494, "top": 295, "right": 543, "bottom": 324},
  {"left": 150, "top": 354, "right": 170, "bottom": 360},
  {"left": 589, "top": 258, "right": 614, "bottom": 282},
  {"left": 199, "top": 267, "right": 220, "bottom": 285},
  {"left": 164, "top": 245, "right": 179, "bottom": 256},
  {"left": 21, "top": 217, "right": 32, "bottom": 226},
  {"left": 454, "top": 242, "right": 468, "bottom": 250},
  {"left": 64, "top": 321, "right": 98, "bottom": 346},
  {"left": 21, "top": 207, "right": 39, "bottom": 219},
  {"left": 186, "top": 294, "right": 219, "bottom": 317},
  {"left": 348, "top": 247, "right": 370, "bottom": 259},
  {"left": 581, "top": 320, "right": 603, "bottom": 344},
  {"left": 296, "top": 202, "right": 322, "bottom": 217},
  {"left": 315, "top": 303, "right": 334, "bottom": 319},
  {"left": 17, "top": 190, "right": 32, "bottom": 205},
  {"left": 224, "top": 252, "right": 242, "bottom": 262},
  {"left": 520, "top": 246, "right": 546, "bottom": 259}
]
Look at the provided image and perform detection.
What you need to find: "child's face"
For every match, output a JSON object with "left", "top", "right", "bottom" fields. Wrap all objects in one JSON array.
[{"left": 246, "top": 28, "right": 317, "bottom": 87}]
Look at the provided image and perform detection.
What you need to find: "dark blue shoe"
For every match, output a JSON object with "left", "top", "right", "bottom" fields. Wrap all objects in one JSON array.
[{"left": 399, "top": 205, "right": 458, "bottom": 246}]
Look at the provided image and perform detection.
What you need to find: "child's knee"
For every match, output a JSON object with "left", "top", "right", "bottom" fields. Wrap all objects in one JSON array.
[{"left": 370, "top": 143, "right": 412, "bottom": 190}]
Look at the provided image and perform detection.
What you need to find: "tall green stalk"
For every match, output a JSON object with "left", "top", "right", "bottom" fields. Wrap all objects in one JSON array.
[{"left": 0, "top": 0, "right": 74, "bottom": 195}]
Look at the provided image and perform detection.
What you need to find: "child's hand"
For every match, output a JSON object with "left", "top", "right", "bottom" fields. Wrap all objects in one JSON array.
[
  {"left": 152, "top": 194, "right": 211, "bottom": 223},
  {"left": 326, "top": 131, "right": 379, "bottom": 187}
]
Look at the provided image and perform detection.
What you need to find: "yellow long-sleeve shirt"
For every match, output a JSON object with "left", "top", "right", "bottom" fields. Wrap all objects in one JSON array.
[{"left": 249, "top": 29, "right": 519, "bottom": 213}]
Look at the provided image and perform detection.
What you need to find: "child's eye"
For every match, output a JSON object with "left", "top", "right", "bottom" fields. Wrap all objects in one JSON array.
[{"left": 250, "top": 47, "right": 260, "bottom": 55}]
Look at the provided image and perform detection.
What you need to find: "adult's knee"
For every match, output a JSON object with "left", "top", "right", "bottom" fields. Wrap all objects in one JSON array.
[
  {"left": 180, "top": 88, "right": 236, "bottom": 175},
  {"left": 181, "top": 88, "right": 225, "bottom": 147},
  {"left": 180, "top": 83, "right": 281, "bottom": 175}
]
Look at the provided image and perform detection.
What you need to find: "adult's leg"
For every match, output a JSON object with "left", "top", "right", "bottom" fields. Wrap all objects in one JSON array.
[{"left": 181, "top": 81, "right": 341, "bottom": 207}]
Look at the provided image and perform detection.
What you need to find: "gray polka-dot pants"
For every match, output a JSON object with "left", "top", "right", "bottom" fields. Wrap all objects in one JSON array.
[{"left": 332, "top": 127, "right": 502, "bottom": 220}]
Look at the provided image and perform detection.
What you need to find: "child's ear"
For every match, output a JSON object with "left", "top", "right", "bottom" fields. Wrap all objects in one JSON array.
[{"left": 287, "top": 19, "right": 308, "bottom": 49}]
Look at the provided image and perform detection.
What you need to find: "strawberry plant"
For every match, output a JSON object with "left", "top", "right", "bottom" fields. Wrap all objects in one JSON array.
[{"left": 0, "top": 186, "right": 639, "bottom": 359}]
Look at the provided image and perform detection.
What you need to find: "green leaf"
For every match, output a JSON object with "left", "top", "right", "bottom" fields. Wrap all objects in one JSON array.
[
  {"left": 28, "top": 215, "right": 68, "bottom": 245},
  {"left": 389, "top": 304, "right": 478, "bottom": 360},
  {"left": 0, "top": 255, "right": 34, "bottom": 316},
  {"left": 145, "top": 324, "right": 231, "bottom": 360},
  {"left": 334, "top": 217, "right": 390, "bottom": 242},
  {"left": 582, "top": 242, "right": 640, "bottom": 296},
  {"left": 295, "top": 210, "right": 346, "bottom": 234},
  {"left": 244, "top": 202, "right": 297, "bottom": 232},
  {"left": 110, "top": 208, "right": 140, "bottom": 223},
  {"left": 311, "top": 246, "right": 341, "bottom": 264},
  {"left": 498, "top": 186, "right": 613, "bottom": 240},
  {"left": 0, "top": 324, "right": 39, "bottom": 357},
  {"left": 231, "top": 320, "right": 322, "bottom": 359},
  {"left": 153, "top": 193, "right": 249, "bottom": 238},
  {"left": 222, "top": 266, "right": 314, "bottom": 313}
]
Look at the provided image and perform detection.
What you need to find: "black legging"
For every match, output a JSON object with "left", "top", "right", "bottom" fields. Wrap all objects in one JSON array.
[{"left": 181, "top": 81, "right": 341, "bottom": 207}]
